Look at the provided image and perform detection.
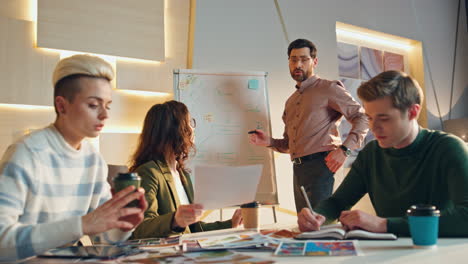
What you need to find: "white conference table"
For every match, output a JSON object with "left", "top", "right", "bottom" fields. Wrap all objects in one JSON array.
[
  {"left": 21, "top": 230, "right": 468, "bottom": 264},
  {"left": 22, "top": 238, "right": 468, "bottom": 263},
  {"left": 249, "top": 238, "right": 468, "bottom": 264}
]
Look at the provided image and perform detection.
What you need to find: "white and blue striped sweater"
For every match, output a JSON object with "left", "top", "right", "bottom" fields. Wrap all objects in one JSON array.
[{"left": 0, "top": 124, "right": 130, "bottom": 261}]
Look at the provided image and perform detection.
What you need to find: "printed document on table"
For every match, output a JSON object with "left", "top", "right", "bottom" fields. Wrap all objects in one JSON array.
[{"left": 194, "top": 165, "right": 263, "bottom": 210}]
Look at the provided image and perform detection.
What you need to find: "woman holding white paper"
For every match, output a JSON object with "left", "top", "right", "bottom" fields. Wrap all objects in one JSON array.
[{"left": 129, "top": 100, "right": 242, "bottom": 238}]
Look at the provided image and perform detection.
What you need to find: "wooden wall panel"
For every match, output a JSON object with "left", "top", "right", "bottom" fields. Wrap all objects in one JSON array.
[
  {"left": 408, "top": 42, "right": 428, "bottom": 127},
  {"left": 0, "top": 0, "right": 34, "bottom": 21},
  {"left": 0, "top": 106, "right": 55, "bottom": 157},
  {"left": 0, "top": 0, "right": 187, "bottom": 162},
  {"left": 116, "top": 60, "right": 165, "bottom": 92},
  {"left": 99, "top": 133, "right": 140, "bottom": 166},
  {"left": 116, "top": 0, "right": 189, "bottom": 93},
  {"left": 37, "top": 0, "right": 164, "bottom": 61},
  {"left": 0, "top": 16, "right": 59, "bottom": 106},
  {"left": 105, "top": 90, "right": 171, "bottom": 133}
]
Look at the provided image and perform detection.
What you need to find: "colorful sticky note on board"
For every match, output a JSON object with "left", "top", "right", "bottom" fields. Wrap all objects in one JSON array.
[{"left": 248, "top": 79, "right": 259, "bottom": 90}]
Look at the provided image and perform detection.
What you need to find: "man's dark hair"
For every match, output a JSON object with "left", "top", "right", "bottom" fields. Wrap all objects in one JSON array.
[{"left": 287, "top": 39, "right": 317, "bottom": 58}]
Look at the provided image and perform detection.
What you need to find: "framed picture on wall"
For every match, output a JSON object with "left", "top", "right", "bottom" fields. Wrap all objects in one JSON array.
[{"left": 337, "top": 41, "right": 407, "bottom": 167}]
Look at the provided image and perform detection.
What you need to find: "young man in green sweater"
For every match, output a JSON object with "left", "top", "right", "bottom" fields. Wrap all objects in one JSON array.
[{"left": 297, "top": 70, "right": 468, "bottom": 236}]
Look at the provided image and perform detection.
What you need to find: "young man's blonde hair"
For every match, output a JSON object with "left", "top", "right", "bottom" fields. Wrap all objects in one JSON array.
[
  {"left": 357, "top": 70, "right": 424, "bottom": 113},
  {"left": 52, "top": 54, "right": 114, "bottom": 114}
]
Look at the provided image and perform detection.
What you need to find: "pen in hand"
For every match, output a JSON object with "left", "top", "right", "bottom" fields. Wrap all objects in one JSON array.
[
  {"left": 247, "top": 130, "right": 258, "bottom": 134},
  {"left": 300, "top": 186, "right": 317, "bottom": 216}
]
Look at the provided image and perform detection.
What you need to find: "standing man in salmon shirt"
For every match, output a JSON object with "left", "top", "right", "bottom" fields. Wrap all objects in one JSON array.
[{"left": 249, "top": 39, "right": 368, "bottom": 211}]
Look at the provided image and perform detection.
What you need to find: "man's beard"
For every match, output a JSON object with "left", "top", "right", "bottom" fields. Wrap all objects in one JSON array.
[{"left": 290, "top": 69, "right": 309, "bottom": 82}]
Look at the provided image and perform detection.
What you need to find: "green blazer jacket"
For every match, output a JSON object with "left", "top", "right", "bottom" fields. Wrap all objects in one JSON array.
[{"left": 131, "top": 160, "right": 232, "bottom": 239}]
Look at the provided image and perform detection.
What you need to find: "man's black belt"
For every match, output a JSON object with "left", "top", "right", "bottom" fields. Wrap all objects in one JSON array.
[{"left": 292, "top": 151, "right": 328, "bottom": 165}]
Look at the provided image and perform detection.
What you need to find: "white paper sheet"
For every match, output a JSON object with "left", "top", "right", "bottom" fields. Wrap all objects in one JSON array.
[{"left": 193, "top": 164, "right": 263, "bottom": 210}]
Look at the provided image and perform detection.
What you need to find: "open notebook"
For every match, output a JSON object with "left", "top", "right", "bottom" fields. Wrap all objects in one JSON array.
[{"left": 295, "top": 223, "right": 397, "bottom": 240}]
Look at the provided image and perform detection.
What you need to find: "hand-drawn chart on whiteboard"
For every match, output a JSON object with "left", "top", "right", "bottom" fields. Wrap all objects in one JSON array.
[{"left": 174, "top": 69, "right": 278, "bottom": 204}]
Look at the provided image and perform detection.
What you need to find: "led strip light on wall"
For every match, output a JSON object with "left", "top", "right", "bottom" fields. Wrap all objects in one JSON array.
[
  {"left": 336, "top": 28, "right": 414, "bottom": 51},
  {"left": 0, "top": 103, "right": 54, "bottom": 111}
]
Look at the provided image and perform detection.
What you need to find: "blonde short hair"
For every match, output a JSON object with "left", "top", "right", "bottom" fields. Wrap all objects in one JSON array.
[
  {"left": 53, "top": 54, "right": 114, "bottom": 86},
  {"left": 52, "top": 54, "right": 114, "bottom": 114}
]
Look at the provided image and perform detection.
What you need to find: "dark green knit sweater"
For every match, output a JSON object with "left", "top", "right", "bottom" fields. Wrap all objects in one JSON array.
[{"left": 316, "top": 128, "right": 468, "bottom": 236}]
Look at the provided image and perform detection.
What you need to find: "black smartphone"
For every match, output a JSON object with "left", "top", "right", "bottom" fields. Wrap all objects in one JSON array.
[{"left": 38, "top": 245, "right": 137, "bottom": 259}]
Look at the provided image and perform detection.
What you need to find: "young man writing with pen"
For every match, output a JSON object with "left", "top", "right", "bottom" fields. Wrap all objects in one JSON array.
[{"left": 297, "top": 71, "right": 468, "bottom": 237}]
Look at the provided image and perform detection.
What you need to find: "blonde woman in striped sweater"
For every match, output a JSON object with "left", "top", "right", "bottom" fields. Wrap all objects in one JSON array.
[{"left": 0, "top": 55, "right": 147, "bottom": 261}]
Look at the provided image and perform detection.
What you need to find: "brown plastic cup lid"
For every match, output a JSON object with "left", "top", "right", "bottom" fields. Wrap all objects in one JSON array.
[
  {"left": 241, "top": 201, "right": 260, "bottom": 208},
  {"left": 406, "top": 204, "right": 440, "bottom": 216}
]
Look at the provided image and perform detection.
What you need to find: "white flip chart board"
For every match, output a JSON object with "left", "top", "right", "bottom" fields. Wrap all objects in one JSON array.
[{"left": 174, "top": 69, "right": 278, "bottom": 204}]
